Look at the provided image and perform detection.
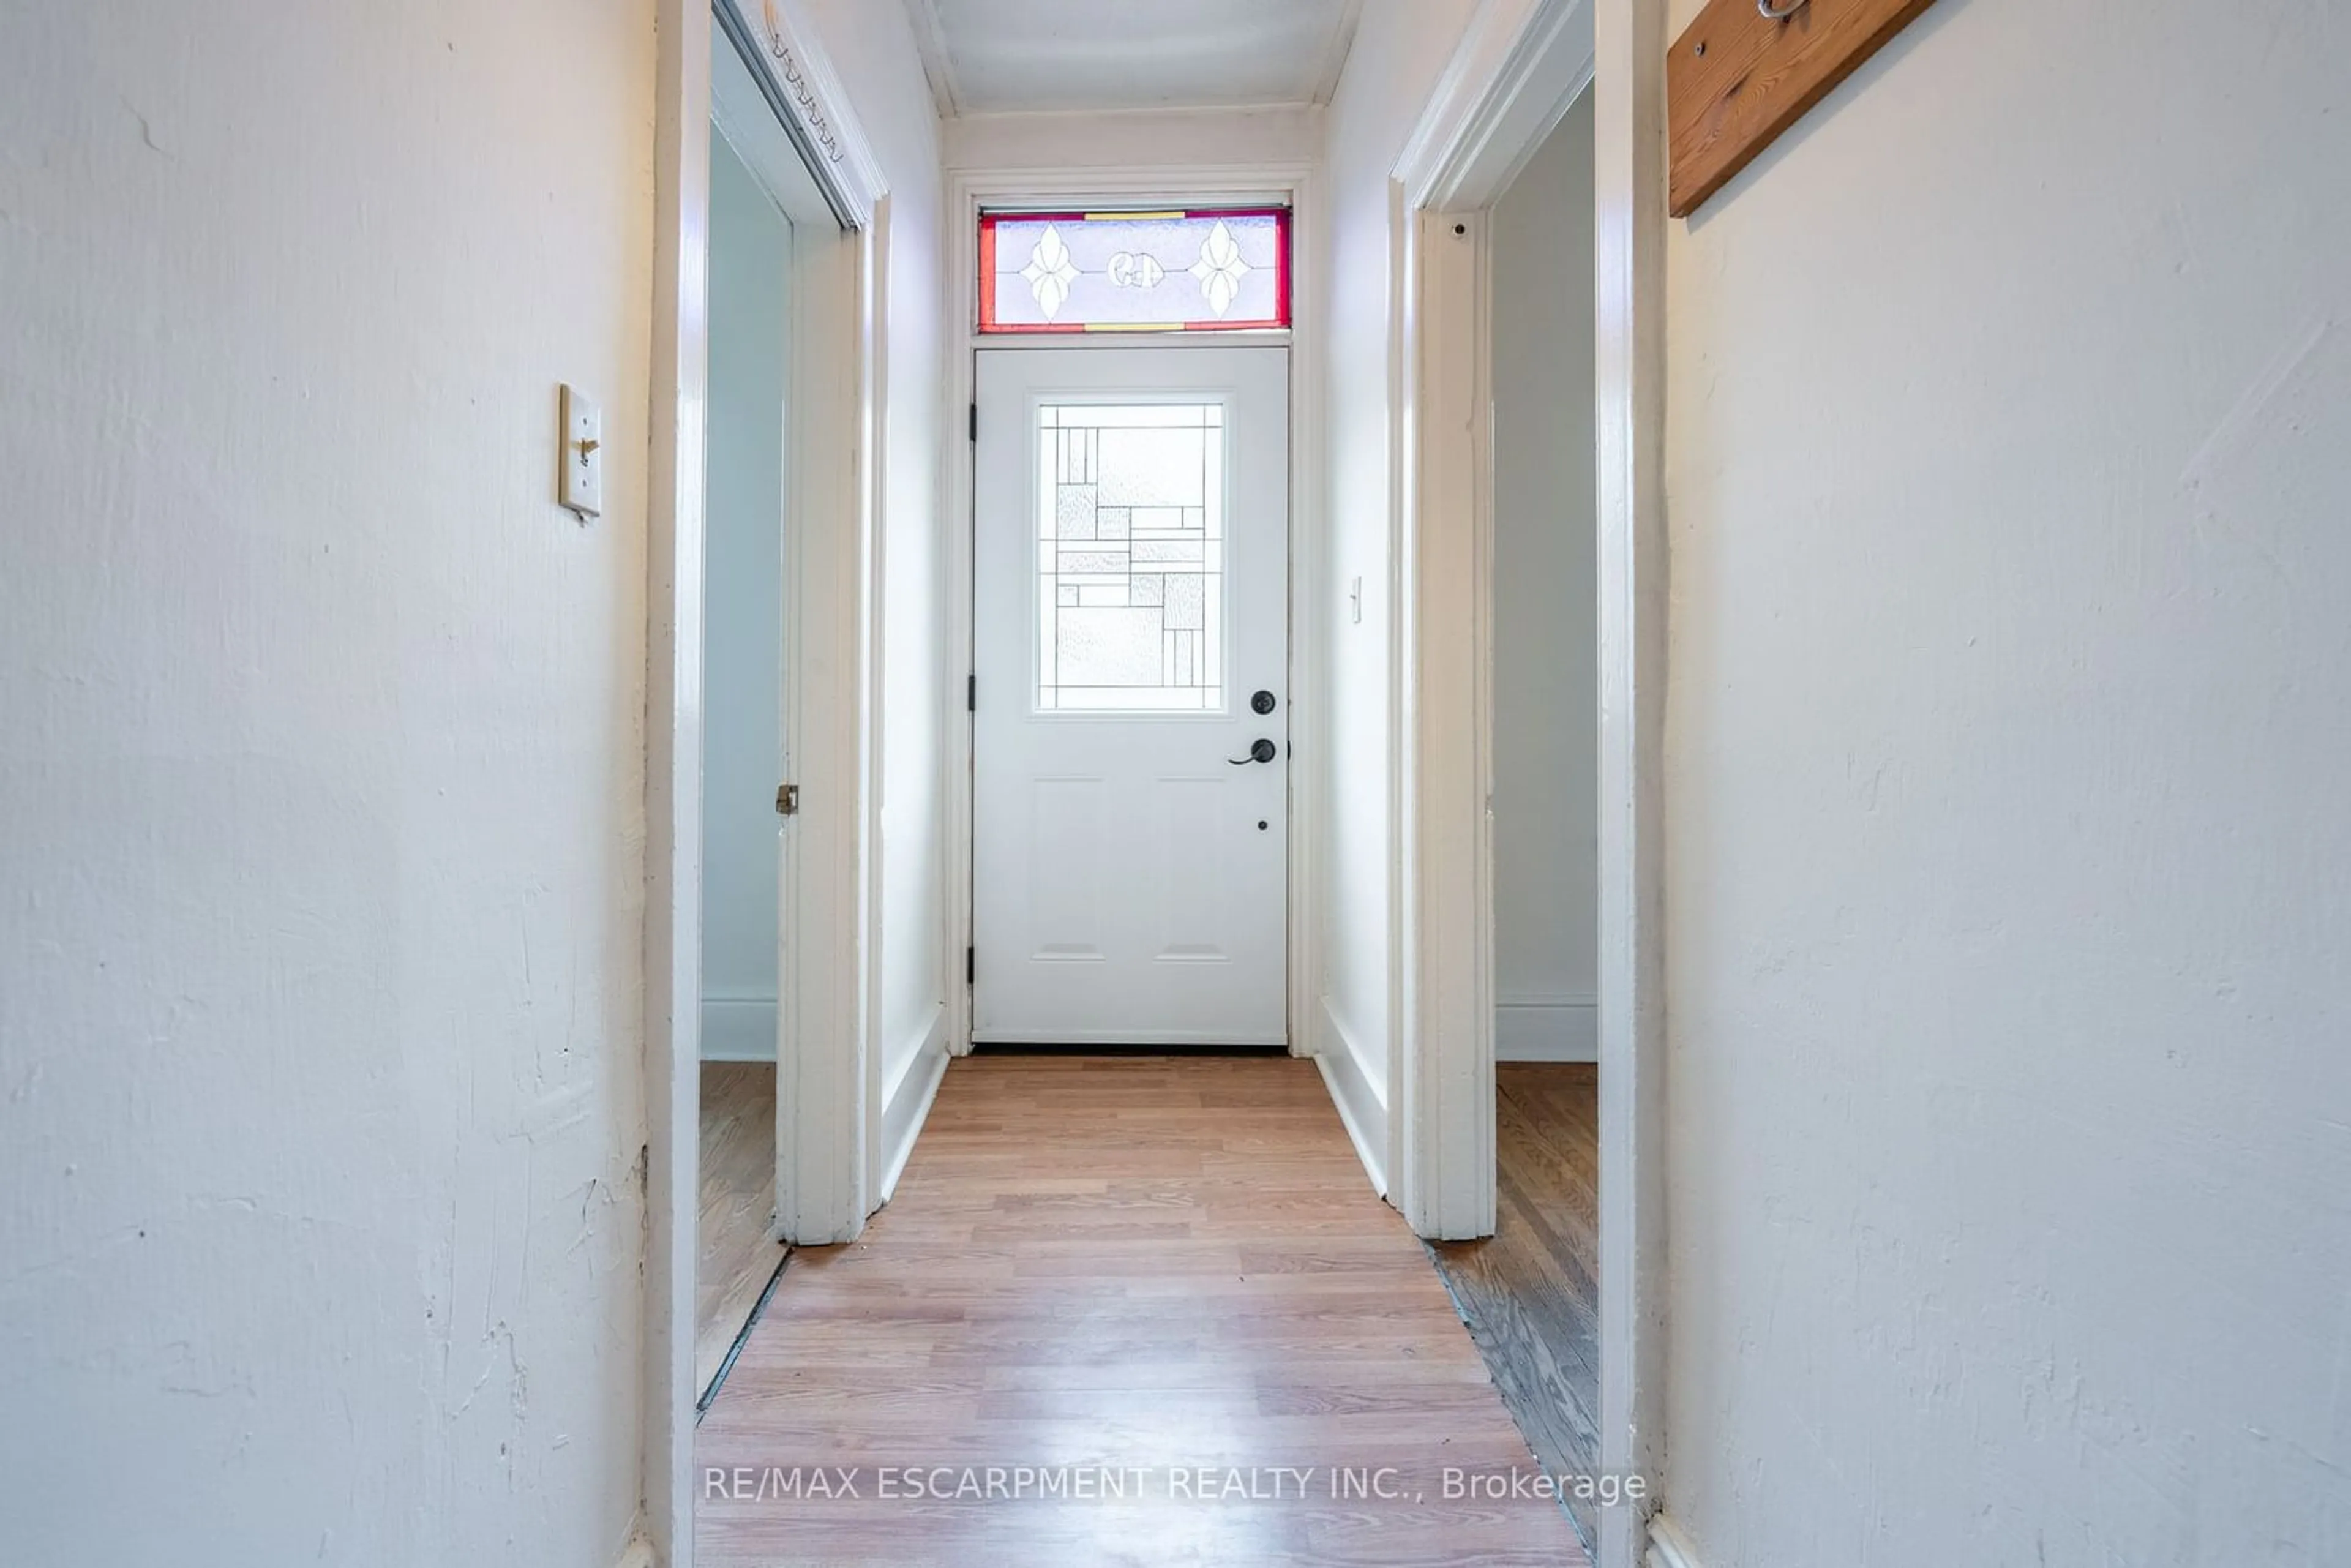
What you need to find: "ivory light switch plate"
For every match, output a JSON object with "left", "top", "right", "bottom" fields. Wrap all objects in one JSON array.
[{"left": 560, "top": 384, "right": 602, "bottom": 519}]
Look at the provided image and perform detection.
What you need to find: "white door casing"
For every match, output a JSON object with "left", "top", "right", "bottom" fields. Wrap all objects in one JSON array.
[
  {"left": 711, "top": 13, "right": 872, "bottom": 1246},
  {"left": 973, "top": 346, "right": 1290, "bottom": 1046},
  {"left": 648, "top": 2, "right": 888, "bottom": 1559}
]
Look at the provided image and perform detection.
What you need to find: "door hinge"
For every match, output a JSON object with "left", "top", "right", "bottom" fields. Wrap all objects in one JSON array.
[
  {"left": 966, "top": 945, "right": 975, "bottom": 986},
  {"left": 968, "top": 402, "right": 978, "bottom": 443},
  {"left": 967, "top": 673, "right": 976, "bottom": 712},
  {"left": 774, "top": 783, "right": 798, "bottom": 816}
]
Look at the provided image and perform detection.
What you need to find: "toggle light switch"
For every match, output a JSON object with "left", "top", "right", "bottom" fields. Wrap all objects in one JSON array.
[{"left": 560, "top": 384, "right": 602, "bottom": 519}]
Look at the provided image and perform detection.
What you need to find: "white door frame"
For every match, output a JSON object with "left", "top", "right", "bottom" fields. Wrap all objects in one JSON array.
[
  {"left": 1387, "top": 4, "right": 1668, "bottom": 1568},
  {"left": 970, "top": 347, "right": 1292, "bottom": 1046},
  {"left": 942, "top": 165, "right": 1327, "bottom": 1061},
  {"left": 644, "top": 1, "right": 887, "bottom": 1561}
]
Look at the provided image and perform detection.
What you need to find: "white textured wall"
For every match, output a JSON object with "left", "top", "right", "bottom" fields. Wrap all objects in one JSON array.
[
  {"left": 0, "top": 2, "right": 653, "bottom": 1563},
  {"left": 799, "top": 0, "right": 949, "bottom": 1094},
  {"left": 1316, "top": 0, "right": 1482, "bottom": 1147},
  {"left": 943, "top": 104, "right": 1325, "bottom": 171},
  {"left": 1662, "top": 0, "right": 2351, "bottom": 1562},
  {"left": 1491, "top": 92, "right": 1599, "bottom": 1061},
  {"left": 700, "top": 129, "right": 789, "bottom": 1057}
]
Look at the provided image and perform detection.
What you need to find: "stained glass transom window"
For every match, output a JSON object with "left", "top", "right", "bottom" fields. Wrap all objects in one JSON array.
[
  {"left": 981, "top": 209, "right": 1291, "bottom": 334},
  {"left": 1036, "top": 404, "right": 1226, "bottom": 712}
]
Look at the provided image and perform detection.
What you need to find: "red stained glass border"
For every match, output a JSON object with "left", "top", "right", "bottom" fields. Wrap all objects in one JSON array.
[{"left": 977, "top": 207, "right": 1293, "bottom": 334}]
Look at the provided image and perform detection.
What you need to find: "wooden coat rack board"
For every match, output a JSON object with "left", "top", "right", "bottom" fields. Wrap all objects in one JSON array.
[{"left": 1668, "top": 0, "right": 1940, "bottom": 217}]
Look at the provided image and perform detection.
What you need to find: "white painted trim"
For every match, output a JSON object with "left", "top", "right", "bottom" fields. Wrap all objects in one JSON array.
[
  {"left": 700, "top": 994, "right": 779, "bottom": 1062},
  {"left": 948, "top": 165, "right": 1319, "bottom": 211},
  {"left": 1384, "top": 3, "right": 1667, "bottom": 1567},
  {"left": 642, "top": 6, "right": 711, "bottom": 1561},
  {"left": 1593, "top": 0, "right": 1672, "bottom": 1562},
  {"left": 718, "top": 0, "right": 886, "bottom": 224},
  {"left": 901, "top": 0, "right": 962, "bottom": 119},
  {"left": 939, "top": 176, "right": 976, "bottom": 1067},
  {"left": 939, "top": 162, "right": 1327, "bottom": 1068},
  {"left": 1288, "top": 167, "right": 1330, "bottom": 1068},
  {"left": 1644, "top": 1515, "right": 1704, "bottom": 1568},
  {"left": 1314, "top": 999, "right": 1389, "bottom": 1197},
  {"left": 944, "top": 107, "right": 1327, "bottom": 175},
  {"left": 907, "top": 12, "right": 1360, "bottom": 125},
  {"left": 773, "top": 203, "right": 880, "bottom": 1248},
  {"left": 857, "top": 193, "right": 897, "bottom": 1224},
  {"left": 1387, "top": 0, "right": 1589, "bottom": 1215},
  {"left": 1389, "top": 7, "right": 1603, "bottom": 1241},
  {"left": 646, "top": 5, "right": 893, "bottom": 1561},
  {"left": 1397, "top": 0, "right": 1597, "bottom": 211},
  {"left": 1380, "top": 170, "right": 1412, "bottom": 1226},
  {"left": 1310, "top": 1, "right": 1371, "bottom": 107},
  {"left": 965, "top": 328, "right": 1294, "bottom": 353},
  {"left": 711, "top": 19, "right": 844, "bottom": 231},
  {"left": 1390, "top": 205, "right": 1497, "bottom": 1242},
  {"left": 877, "top": 1005, "right": 950, "bottom": 1202},
  {"left": 1496, "top": 997, "right": 1599, "bottom": 1062}
]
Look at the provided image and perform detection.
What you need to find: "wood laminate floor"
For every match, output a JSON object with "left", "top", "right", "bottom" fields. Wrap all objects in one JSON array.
[
  {"left": 1428, "top": 1065, "right": 1602, "bottom": 1549},
  {"left": 696, "top": 1055, "right": 1588, "bottom": 1566},
  {"left": 699, "top": 1061, "right": 788, "bottom": 1403}
]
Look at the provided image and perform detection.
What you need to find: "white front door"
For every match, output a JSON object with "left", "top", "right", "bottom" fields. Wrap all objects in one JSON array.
[{"left": 973, "top": 346, "right": 1289, "bottom": 1046}]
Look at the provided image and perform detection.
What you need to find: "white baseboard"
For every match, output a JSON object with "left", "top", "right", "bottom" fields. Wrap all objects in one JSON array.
[
  {"left": 1313, "top": 998, "right": 1388, "bottom": 1197},
  {"left": 700, "top": 993, "right": 776, "bottom": 1062},
  {"left": 877, "top": 1005, "right": 948, "bottom": 1204},
  {"left": 1496, "top": 996, "right": 1597, "bottom": 1062},
  {"left": 1646, "top": 1514, "right": 1703, "bottom": 1568}
]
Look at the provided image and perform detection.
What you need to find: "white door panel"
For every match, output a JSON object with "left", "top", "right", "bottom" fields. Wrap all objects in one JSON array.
[{"left": 973, "top": 347, "right": 1289, "bottom": 1045}]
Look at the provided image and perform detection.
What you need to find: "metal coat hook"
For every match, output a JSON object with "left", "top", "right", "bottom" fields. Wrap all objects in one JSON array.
[{"left": 1758, "top": 0, "right": 1809, "bottom": 17}]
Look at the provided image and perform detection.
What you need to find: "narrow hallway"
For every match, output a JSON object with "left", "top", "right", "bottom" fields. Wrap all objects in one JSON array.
[{"left": 696, "top": 1056, "right": 1588, "bottom": 1565}]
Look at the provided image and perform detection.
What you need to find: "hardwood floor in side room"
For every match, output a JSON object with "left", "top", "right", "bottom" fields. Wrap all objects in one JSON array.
[
  {"left": 699, "top": 1061, "right": 787, "bottom": 1402},
  {"left": 1428, "top": 1063, "right": 1602, "bottom": 1549},
  {"left": 696, "top": 1054, "right": 1589, "bottom": 1567}
]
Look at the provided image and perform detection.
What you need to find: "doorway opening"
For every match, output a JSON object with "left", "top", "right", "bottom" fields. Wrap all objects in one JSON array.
[
  {"left": 1421, "top": 83, "right": 1604, "bottom": 1551},
  {"left": 648, "top": 0, "right": 895, "bottom": 1550},
  {"left": 1385, "top": 2, "right": 1670, "bottom": 1563},
  {"left": 949, "top": 190, "right": 1313, "bottom": 1059},
  {"left": 689, "top": 6, "right": 845, "bottom": 1416}
]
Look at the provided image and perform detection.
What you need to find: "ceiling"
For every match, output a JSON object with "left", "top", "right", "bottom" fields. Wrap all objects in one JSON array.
[{"left": 904, "top": 0, "right": 1365, "bottom": 117}]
